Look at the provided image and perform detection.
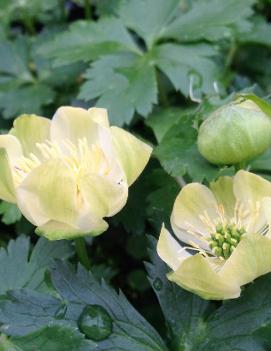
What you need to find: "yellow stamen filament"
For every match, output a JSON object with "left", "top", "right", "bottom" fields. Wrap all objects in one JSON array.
[
  {"left": 12, "top": 138, "right": 111, "bottom": 186},
  {"left": 183, "top": 200, "right": 269, "bottom": 261}
]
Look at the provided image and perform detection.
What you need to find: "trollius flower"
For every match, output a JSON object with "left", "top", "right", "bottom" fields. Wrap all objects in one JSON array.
[
  {"left": 0, "top": 107, "right": 152, "bottom": 239},
  {"left": 157, "top": 171, "right": 271, "bottom": 300}
]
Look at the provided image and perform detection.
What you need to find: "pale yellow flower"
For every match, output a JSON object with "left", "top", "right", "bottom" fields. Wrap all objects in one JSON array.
[
  {"left": 157, "top": 171, "right": 271, "bottom": 300},
  {"left": 0, "top": 107, "right": 152, "bottom": 239}
]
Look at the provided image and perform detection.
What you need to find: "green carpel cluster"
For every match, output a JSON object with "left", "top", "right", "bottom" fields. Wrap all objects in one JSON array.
[{"left": 209, "top": 224, "right": 246, "bottom": 259}]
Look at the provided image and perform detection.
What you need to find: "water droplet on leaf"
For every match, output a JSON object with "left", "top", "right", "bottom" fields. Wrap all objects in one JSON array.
[
  {"left": 153, "top": 278, "right": 163, "bottom": 291},
  {"left": 78, "top": 305, "right": 112, "bottom": 341}
]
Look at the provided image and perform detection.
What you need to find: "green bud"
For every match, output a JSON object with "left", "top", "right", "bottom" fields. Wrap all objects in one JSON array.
[{"left": 197, "top": 96, "right": 271, "bottom": 165}]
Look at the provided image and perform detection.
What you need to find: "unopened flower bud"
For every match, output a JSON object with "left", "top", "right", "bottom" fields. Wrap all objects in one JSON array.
[{"left": 197, "top": 96, "right": 271, "bottom": 165}]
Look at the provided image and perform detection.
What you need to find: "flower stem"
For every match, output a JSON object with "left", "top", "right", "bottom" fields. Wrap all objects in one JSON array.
[
  {"left": 225, "top": 40, "right": 237, "bottom": 70},
  {"left": 235, "top": 161, "right": 247, "bottom": 172},
  {"left": 75, "top": 238, "right": 91, "bottom": 270},
  {"left": 23, "top": 16, "right": 36, "bottom": 35},
  {"left": 84, "top": 0, "right": 92, "bottom": 20}
]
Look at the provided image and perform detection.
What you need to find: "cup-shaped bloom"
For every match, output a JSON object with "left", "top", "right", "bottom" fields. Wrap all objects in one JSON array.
[
  {"left": 157, "top": 171, "right": 271, "bottom": 300},
  {"left": 198, "top": 97, "right": 271, "bottom": 165},
  {"left": 0, "top": 107, "right": 152, "bottom": 240}
]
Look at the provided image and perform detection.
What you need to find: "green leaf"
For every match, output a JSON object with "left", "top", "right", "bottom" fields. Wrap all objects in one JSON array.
[
  {"left": 112, "top": 167, "right": 153, "bottom": 235},
  {"left": 199, "top": 274, "right": 271, "bottom": 350},
  {"left": 146, "top": 237, "right": 211, "bottom": 350},
  {"left": 146, "top": 169, "right": 180, "bottom": 231},
  {"left": 79, "top": 53, "right": 157, "bottom": 125},
  {"left": 0, "top": 236, "right": 73, "bottom": 295},
  {"left": 117, "top": 0, "right": 180, "bottom": 48},
  {"left": 95, "top": 0, "right": 122, "bottom": 16},
  {"left": 154, "top": 115, "right": 228, "bottom": 182},
  {"left": 146, "top": 107, "right": 189, "bottom": 143},
  {"left": 147, "top": 237, "right": 271, "bottom": 350},
  {"left": 239, "top": 18, "right": 271, "bottom": 46},
  {"left": 0, "top": 202, "right": 21, "bottom": 225},
  {"left": 0, "top": 39, "right": 31, "bottom": 82},
  {"left": 39, "top": 18, "right": 139, "bottom": 66},
  {"left": 0, "top": 261, "right": 168, "bottom": 350},
  {"left": 10, "top": 326, "right": 96, "bottom": 351},
  {"left": 154, "top": 43, "right": 221, "bottom": 96},
  {"left": 0, "top": 84, "right": 55, "bottom": 119},
  {"left": 0, "top": 289, "right": 73, "bottom": 336},
  {"left": 51, "top": 262, "right": 168, "bottom": 350},
  {"left": 249, "top": 147, "right": 271, "bottom": 173},
  {"left": 0, "top": 37, "right": 55, "bottom": 119},
  {"left": 161, "top": 0, "right": 255, "bottom": 42},
  {"left": 0, "top": 0, "right": 60, "bottom": 27}
]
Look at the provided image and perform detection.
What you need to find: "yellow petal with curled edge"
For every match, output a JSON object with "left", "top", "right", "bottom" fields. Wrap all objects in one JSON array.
[
  {"left": 17, "top": 159, "right": 109, "bottom": 238},
  {"left": 221, "top": 233, "right": 271, "bottom": 287},
  {"left": 0, "top": 149, "right": 16, "bottom": 203},
  {"left": 110, "top": 126, "right": 152, "bottom": 186},
  {"left": 234, "top": 170, "right": 271, "bottom": 205},
  {"left": 88, "top": 107, "right": 110, "bottom": 128},
  {"left": 168, "top": 254, "right": 241, "bottom": 300},
  {"left": 171, "top": 183, "right": 218, "bottom": 251},
  {"left": 233, "top": 170, "right": 271, "bottom": 233},
  {"left": 51, "top": 106, "right": 101, "bottom": 144},
  {"left": 210, "top": 176, "right": 235, "bottom": 218},
  {"left": 79, "top": 173, "right": 128, "bottom": 218},
  {"left": 0, "top": 134, "right": 23, "bottom": 161},
  {"left": 9, "top": 114, "right": 50, "bottom": 156},
  {"left": 36, "top": 219, "right": 108, "bottom": 240},
  {"left": 157, "top": 225, "right": 190, "bottom": 271}
]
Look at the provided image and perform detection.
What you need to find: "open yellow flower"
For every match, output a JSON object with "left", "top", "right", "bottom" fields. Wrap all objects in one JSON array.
[
  {"left": 157, "top": 171, "right": 271, "bottom": 300},
  {"left": 0, "top": 107, "right": 152, "bottom": 240}
]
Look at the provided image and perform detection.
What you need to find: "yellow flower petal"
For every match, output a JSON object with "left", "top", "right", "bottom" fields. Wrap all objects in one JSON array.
[
  {"left": 79, "top": 173, "right": 128, "bottom": 218},
  {"left": 0, "top": 135, "right": 22, "bottom": 203},
  {"left": 51, "top": 106, "right": 101, "bottom": 144},
  {"left": 221, "top": 233, "right": 271, "bottom": 286},
  {"left": 171, "top": 183, "right": 219, "bottom": 250},
  {"left": 168, "top": 254, "right": 240, "bottom": 300},
  {"left": 110, "top": 126, "right": 152, "bottom": 186},
  {"left": 10, "top": 114, "right": 50, "bottom": 156},
  {"left": 0, "top": 134, "right": 23, "bottom": 161},
  {"left": 36, "top": 219, "right": 108, "bottom": 240},
  {"left": 88, "top": 107, "right": 110, "bottom": 128},
  {"left": 210, "top": 176, "right": 235, "bottom": 218},
  {"left": 0, "top": 149, "right": 16, "bottom": 203},
  {"left": 233, "top": 170, "right": 271, "bottom": 233},
  {"left": 16, "top": 159, "right": 78, "bottom": 227},
  {"left": 234, "top": 170, "right": 271, "bottom": 205},
  {"left": 157, "top": 225, "right": 190, "bottom": 271}
]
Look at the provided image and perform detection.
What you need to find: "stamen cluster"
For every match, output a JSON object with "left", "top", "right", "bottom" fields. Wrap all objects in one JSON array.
[{"left": 209, "top": 224, "right": 246, "bottom": 259}]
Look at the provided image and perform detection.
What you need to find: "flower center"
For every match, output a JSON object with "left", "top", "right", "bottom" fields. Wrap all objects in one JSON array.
[
  {"left": 13, "top": 138, "right": 110, "bottom": 186},
  {"left": 209, "top": 223, "right": 246, "bottom": 259}
]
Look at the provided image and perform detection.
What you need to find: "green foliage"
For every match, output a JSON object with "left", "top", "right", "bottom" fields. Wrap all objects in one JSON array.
[
  {"left": 154, "top": 114, "right": 222, "bottom": 182},
  {"left": 39, "top": 0, "right": 258, "bottom": 125},
  {"left": 0, "top": 236, "right": 73, "bottom": 295},
  {"left": 0, "top": 37, "right": 55, "bottom": 119},
  {"left": 0, "top": 261, "right": 167, "bottom": 351},
  {"left": 6, "top": 326, "right": 96, "bottom": 351},
  {"left": 161, "top": 0, "right": 255, "bottom": 42},
  {"left": 0, "top": 202, "right": 21, "bottom": 225},
  {"left": 146, "top": 237, "right": 271, "bottom": 351},
  {"left": 2, "top": 1, "right": 271, "bottom": 350}
]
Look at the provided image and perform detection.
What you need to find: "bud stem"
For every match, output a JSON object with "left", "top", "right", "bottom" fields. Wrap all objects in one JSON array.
[{"left": 75, "top": 238, "right": 91, "bottom": 270}]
